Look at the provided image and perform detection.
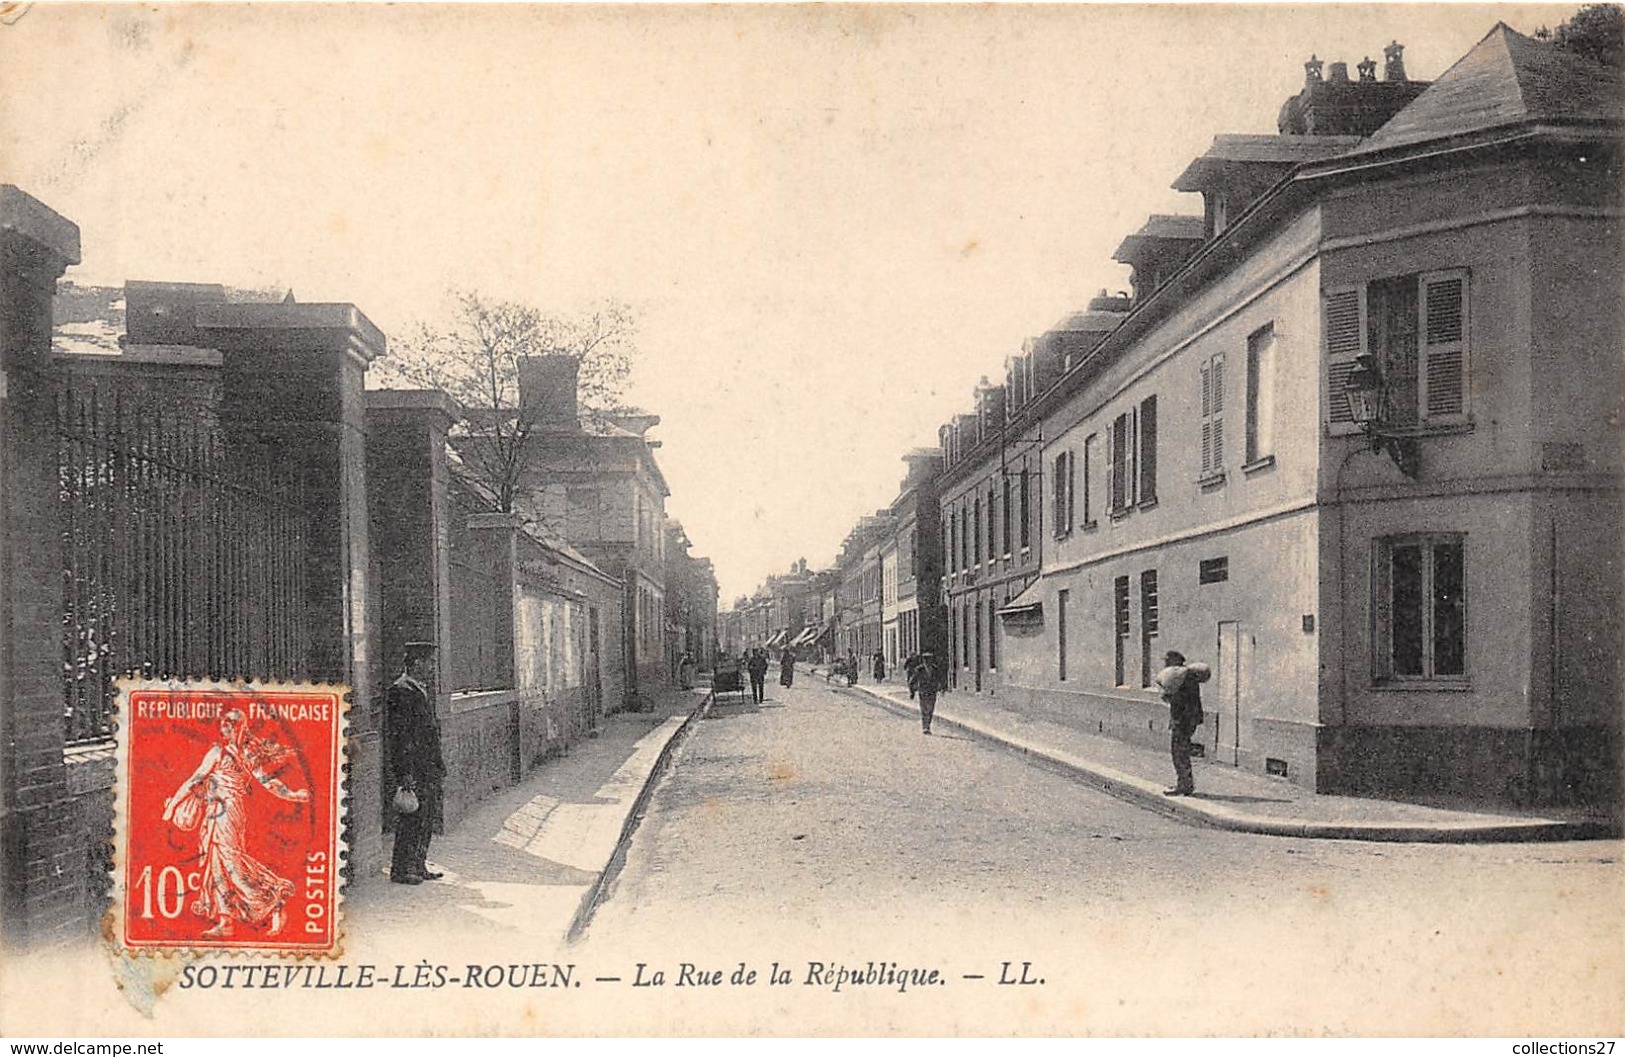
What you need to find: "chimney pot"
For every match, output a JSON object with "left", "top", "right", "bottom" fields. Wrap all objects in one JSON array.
[
  {"left": 1304, "top": 54, "right": 1324, "bottom": 84},
  {"left": 1358, "top": 56, "right": 1378, "bottom": 82},
  {"left": 1328, "top": 61, "right": 1350, "bottom": 83},
  {"left": 1383, "top": 41, "right": 1407, "bottom": 82},
  {"left": 517, "top": 355, "right": 582, "bottom": 430}
]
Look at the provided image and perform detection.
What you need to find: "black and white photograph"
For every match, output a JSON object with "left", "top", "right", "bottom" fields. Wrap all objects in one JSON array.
[{"left": 1, "top": 1, "right": 1621, "bottom": 1040}]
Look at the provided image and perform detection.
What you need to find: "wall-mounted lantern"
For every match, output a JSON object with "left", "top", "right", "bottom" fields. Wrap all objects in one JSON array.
[{"left": 1345, "top": 353, "right": 1420, "bottom": 478}]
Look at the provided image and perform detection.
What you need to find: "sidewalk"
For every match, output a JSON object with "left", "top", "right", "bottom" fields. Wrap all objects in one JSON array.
[
  {"left": 345, "top": 687, "right": 709, "bottom": 954},
  {"left": 824, "top": 671, "right": 1617, "bottom": 843}
]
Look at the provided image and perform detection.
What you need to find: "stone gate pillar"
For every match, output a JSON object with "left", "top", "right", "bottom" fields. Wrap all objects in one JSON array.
[
  {"left": 198, "top": 302, "right": 387, "bottom": 879},
  {"left": 0, "top": 186, "right": 81, "bottom": 946}
]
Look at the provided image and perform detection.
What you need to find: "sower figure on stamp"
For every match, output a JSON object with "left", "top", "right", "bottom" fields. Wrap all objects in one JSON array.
[
  {"left": 1154, "top": 650, "right": 1208, "bottom": 797},
  {"left": 389, "top": 641, "right": 446, "bottom": 885}
]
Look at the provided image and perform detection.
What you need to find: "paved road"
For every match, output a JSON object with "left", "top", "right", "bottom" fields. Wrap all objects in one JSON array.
[{"left": 583, "top": 677, "right": 1624, "bottom": 1035}]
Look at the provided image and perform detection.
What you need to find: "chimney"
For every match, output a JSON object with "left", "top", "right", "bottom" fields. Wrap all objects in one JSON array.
[
  {"left": 1384, "top": 41, "right": 1407, "bottom": 82},
  {"left": 1358, "top": 56, "right": 1377, "bottom": 82},
  {"left": 1328, "top": 61, "right": 1350, "bottom": 84},
  {"left": 517, "top": 355, "right": 581, "bottom": 430},
  {"left": 1304, "top": 55, "right": 1324, "bottom": 84}
]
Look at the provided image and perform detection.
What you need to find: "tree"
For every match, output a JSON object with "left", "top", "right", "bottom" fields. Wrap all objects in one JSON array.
[
  {"left": 376, "top": 291, "right": 639, "bottom": 514},
  {"left": 1545, "top": 4, "right": 1624, "bottom": 68}
]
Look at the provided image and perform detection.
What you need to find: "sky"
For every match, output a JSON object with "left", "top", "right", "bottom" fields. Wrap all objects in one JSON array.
[{"left": 0, "top": 2, "right": 1581, "bottom": 601}]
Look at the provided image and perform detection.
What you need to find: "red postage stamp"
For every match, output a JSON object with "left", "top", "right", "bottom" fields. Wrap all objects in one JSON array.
[{"left": 112, "top": 680, "right": 346, "bottom": 956}]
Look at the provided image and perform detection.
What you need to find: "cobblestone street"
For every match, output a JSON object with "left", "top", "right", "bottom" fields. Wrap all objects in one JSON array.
[{"left": 582, "top": 678, "right": 1624, "bottom": 1035}]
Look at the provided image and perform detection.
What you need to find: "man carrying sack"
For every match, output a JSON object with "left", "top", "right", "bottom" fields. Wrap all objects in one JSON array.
[
  {"left": 1154, "top": 650, "right": 1209, "bottom": 797},
  {"left": 388, "top": 641, "right": 446, "bottom": 884}
]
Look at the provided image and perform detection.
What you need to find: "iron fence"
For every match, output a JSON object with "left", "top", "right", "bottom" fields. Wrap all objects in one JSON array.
[{"left": 58, "top": 385, "right": 308, "bottom": 745}]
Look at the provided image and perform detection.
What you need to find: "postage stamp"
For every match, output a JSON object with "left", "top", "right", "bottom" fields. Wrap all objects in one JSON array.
[{"left": 111, "top": 680, "right": 347, "bottom": 956}]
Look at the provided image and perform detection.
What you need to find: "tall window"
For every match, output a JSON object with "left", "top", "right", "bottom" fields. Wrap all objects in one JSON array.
[
  {"left": 1018, "top": 467, "right": 1031, "bottom": 550},
  {"left": 946, "top": 516, "right": 956, "bottom": 575},
  {"left": 1057, "top": 588, "right": 1069, "bottom": 681},
  {"left": 988, "top": 596, "right": 998, "bottom": 670},
  {"left": 1200, "top": 353, "right": 1226, "bottom": 477},
  {"left": 1138, "top": 396, "right": 1158, "bottom": 504},
  {"left": 960, "top": 506, "right": 970, "bottom": 572},
  {"left": 974, "top": 600, "right": 983, "bottom": 674},
  {"left": 1083, "top": 433, "right": 1099, "bottom": 526},
  {"left": 1140, "top": 569, "right": 1159, "bottom": 687},
  {"left": 1052, "top": 450, "right": 1075, "bottom": 538},
  {"left": 1376, "top": 535, "right": 1466, "bottom": 680},
  {"left": 1325, "top": 270, "right": 1468, "bottom": 432},
  {"left": 987, "top": 485, "right": 997, "bottom": 564},
  {"left": 1245, "top": 323, "right": 1276, "bottom": 464},
  {"left": 1001, "top": 477, "right": 1013, "bottom": 556},
  {"left": 973, "top": 496, "right": 982, "bottom": 566},
  {"left": 1113, "top": 575, "right": 1131, "bottom": 686},
  {"left": 1108, "top": 410, "right": 1136, "bottom": 513}
]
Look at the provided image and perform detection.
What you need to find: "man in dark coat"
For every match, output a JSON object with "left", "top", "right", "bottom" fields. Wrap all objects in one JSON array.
[
  {"left": 388, "top": 642, "right": 446, "bottom": 884},
  {"left": 745, "top": 648, "right": 769, "bottom": 704},
  {"left": 1155, "top": 649, "right": 1206, "bottom": 797},
  {"left": 916, "top": 651, "right": 941, "bottom": 735},
  {"left": 779, "top": 647, "right": 797, "bottom": 688}
]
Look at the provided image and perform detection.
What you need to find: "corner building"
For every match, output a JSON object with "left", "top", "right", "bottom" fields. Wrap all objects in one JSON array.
[{"left": 990, "top": 27, "right": 1620, "bottom": 805}]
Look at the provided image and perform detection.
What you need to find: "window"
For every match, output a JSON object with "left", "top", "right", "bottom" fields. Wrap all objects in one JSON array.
[
  {"left": 1001, "top": 478, "right": 1013, "bottom": 557},
  {"left": 1375, "top": 535, "right": 1466, "bottom": 680},
  {"left": 987, "top": 485, "right": 997, "bottom": 564},
  {"left": 1113, "top": 576, "right": 1130, "bottom": 686},
  {"left": 960, "top": 506, "right": 970, "bottom": 572},
  {"left": 1057, "top": 588, "right": 1069, "bottom": 681},
  {"left": 1108, "top": 409, "right": 1137, "bottom": 513},
  {"left": 1325, "top": 270, "right": 1468, "bottom": 433},
  {"left": 1200, "top": 353, "right": 1225, "bottom": 477},
  {"left": 1019, "top": 467, "right": 1031, "bottom": 549},
  {"left": 1138, "top": 396, "right": 1158, "bottom": 504},
  {"left": 1082, "top": 433, "right": 1099, "bottom": 526},
  {"left": 988, "top": 595, "right": 998, "bottom": 670},
  {"left": 974, "top": 601, "right": 983, "bottom": 674},
  {"left": 1140, "top": 569, "right": 1159, "bottom": 687},
  {"left": 1052, "top": 451, "right": 1075, "bottom": 538},
  {"left": 1245, "top": 324, "right": 1276, "bottom": 465},
  {"left": 1199, "top": 556, "right": 1229, "bottom": 584},
  {"left": 973, "top": 497, "right": 982, "bottom": 566},
  {"left": 946, "top": 516, "right": 956, "bottom": 575}
]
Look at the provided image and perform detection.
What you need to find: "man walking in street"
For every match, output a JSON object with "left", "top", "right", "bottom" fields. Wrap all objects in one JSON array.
[
  {"left": 917, "top": 650, "right": 940, "bottom": 735},
  {"left": 388, "top": 641, "right": 446, "bottom": 885},
  {"left": 1154, "top": 649, "right": 1207, "bottom": 796},
  {"left": 746, "top": 647, "right": 769, "bottom": 704}
]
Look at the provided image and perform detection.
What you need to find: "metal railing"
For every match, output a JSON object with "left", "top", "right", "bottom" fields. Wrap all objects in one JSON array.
[{"left": 57, "top": 386, "right": 308, "bottom": 744}]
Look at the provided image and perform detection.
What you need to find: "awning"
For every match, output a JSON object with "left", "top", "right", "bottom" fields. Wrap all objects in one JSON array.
[
  {"left": 998, "top": 581, "right": 1044, "bottom": 624},
  {"left": 789, "top": 626, "right": 818, "bottom": 648},
  {"left": 813, "top": 620, "right": 837, "bottom": 643},
  {"left": 766, "top": 630, "right": 788, "bottom": 647}
]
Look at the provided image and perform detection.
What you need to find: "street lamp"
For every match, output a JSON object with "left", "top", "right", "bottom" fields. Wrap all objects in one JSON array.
[{"left": 1344, "top": 354, "right": 1421, "bottom": 479}]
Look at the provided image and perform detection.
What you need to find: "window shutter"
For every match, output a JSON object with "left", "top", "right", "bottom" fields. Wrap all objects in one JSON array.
[
  {"left": 1065, "top": 451, "right": 1077, "bottom": 529},
  {"left": 1139, "top": 395, "right": 1157, "bottom": 503},
  {"left": 1421, "top": 270, "right": 1467, "bottom": 422},
  {"left": 1199, "top": 362, "right": 1214, "bottom": 474},
  {"left": 1052, "top": 453, "right": 1066, "bottom": 538},
  {"left": 1105, "top": 423, "right": 1117, "bottom": 513},
  {"left": 1209, "top": 357, "right": 1224, "bottom": 470},
  {"left": 1126, "top": 407, "right": 1138, "bottom": 506},
  {"left": 1324, "top": 285, "right": 1366, "bottom": 436}
]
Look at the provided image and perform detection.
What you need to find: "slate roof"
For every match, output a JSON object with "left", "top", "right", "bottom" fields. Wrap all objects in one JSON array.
[
  {"left": 1351, "top": 23, "right": 1624, "bottom": 156},
  {"left": 1172, "top": 134, "right": 1364, "bottom": 189},
  {"left": 1049, "top": 309, "right": 1128, "bottom": 334}
]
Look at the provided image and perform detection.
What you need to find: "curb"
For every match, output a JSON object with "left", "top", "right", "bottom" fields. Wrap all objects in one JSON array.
[
  {"left": 835, "top": 682, "right": 1616, "bottom": 844},
  {"left": 565, "top": 689, "right": 713, "bottom": 943}
]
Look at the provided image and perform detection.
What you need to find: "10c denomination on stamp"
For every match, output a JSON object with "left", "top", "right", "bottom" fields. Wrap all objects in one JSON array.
[{"left": 112, "top": 680, "right": 346, "bottom": 956}]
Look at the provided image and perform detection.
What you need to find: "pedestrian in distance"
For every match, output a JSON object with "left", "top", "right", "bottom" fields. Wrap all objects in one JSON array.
[
  {"left": 746, "top": 647, "right": 769, "bottom": 704},
  {"left": 872, "top": 650, "right": 886, "bottom": 683},
  {"left": 1154, "top": 650, "right": 1208, "bottom": 796},
  {"left": 779, "top": 646, "right": 797, "bottom": 688},
  {"left": 388, "top": 641, "right": 446, "bottom": 884},
  {"left": 916, "top": 650, "right": 940, "bottom": 735}
]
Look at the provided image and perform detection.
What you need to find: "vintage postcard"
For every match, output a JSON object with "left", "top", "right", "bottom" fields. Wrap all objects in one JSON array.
[{"left": 1, "top": 1, "right": 1621, "bottom": 1040}]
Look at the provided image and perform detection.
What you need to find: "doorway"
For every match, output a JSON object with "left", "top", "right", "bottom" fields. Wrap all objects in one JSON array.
[{"left": 1213, "top": 621, "right": 1245, "bottom": 766}]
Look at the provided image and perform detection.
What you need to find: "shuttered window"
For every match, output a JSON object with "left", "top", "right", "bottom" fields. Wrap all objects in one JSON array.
[
  {"left": 1421, "top": 270, "right": 1468, "bottom": 422},
  {"left": 1325, "top": 271, "right": 1469, "bottom": 432},
  {"left": 1138, "top": 396, "right": 1158, "bottom": 504},
  {"left": 1052, "top": 451, "right": 1071, "bottom": 538},
  {"left": 1109, "top": 410, "right": 1136, "bottom": 512},
  {"left": 1200, "top": 353, "right": 1225, "bottom": 475}
]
